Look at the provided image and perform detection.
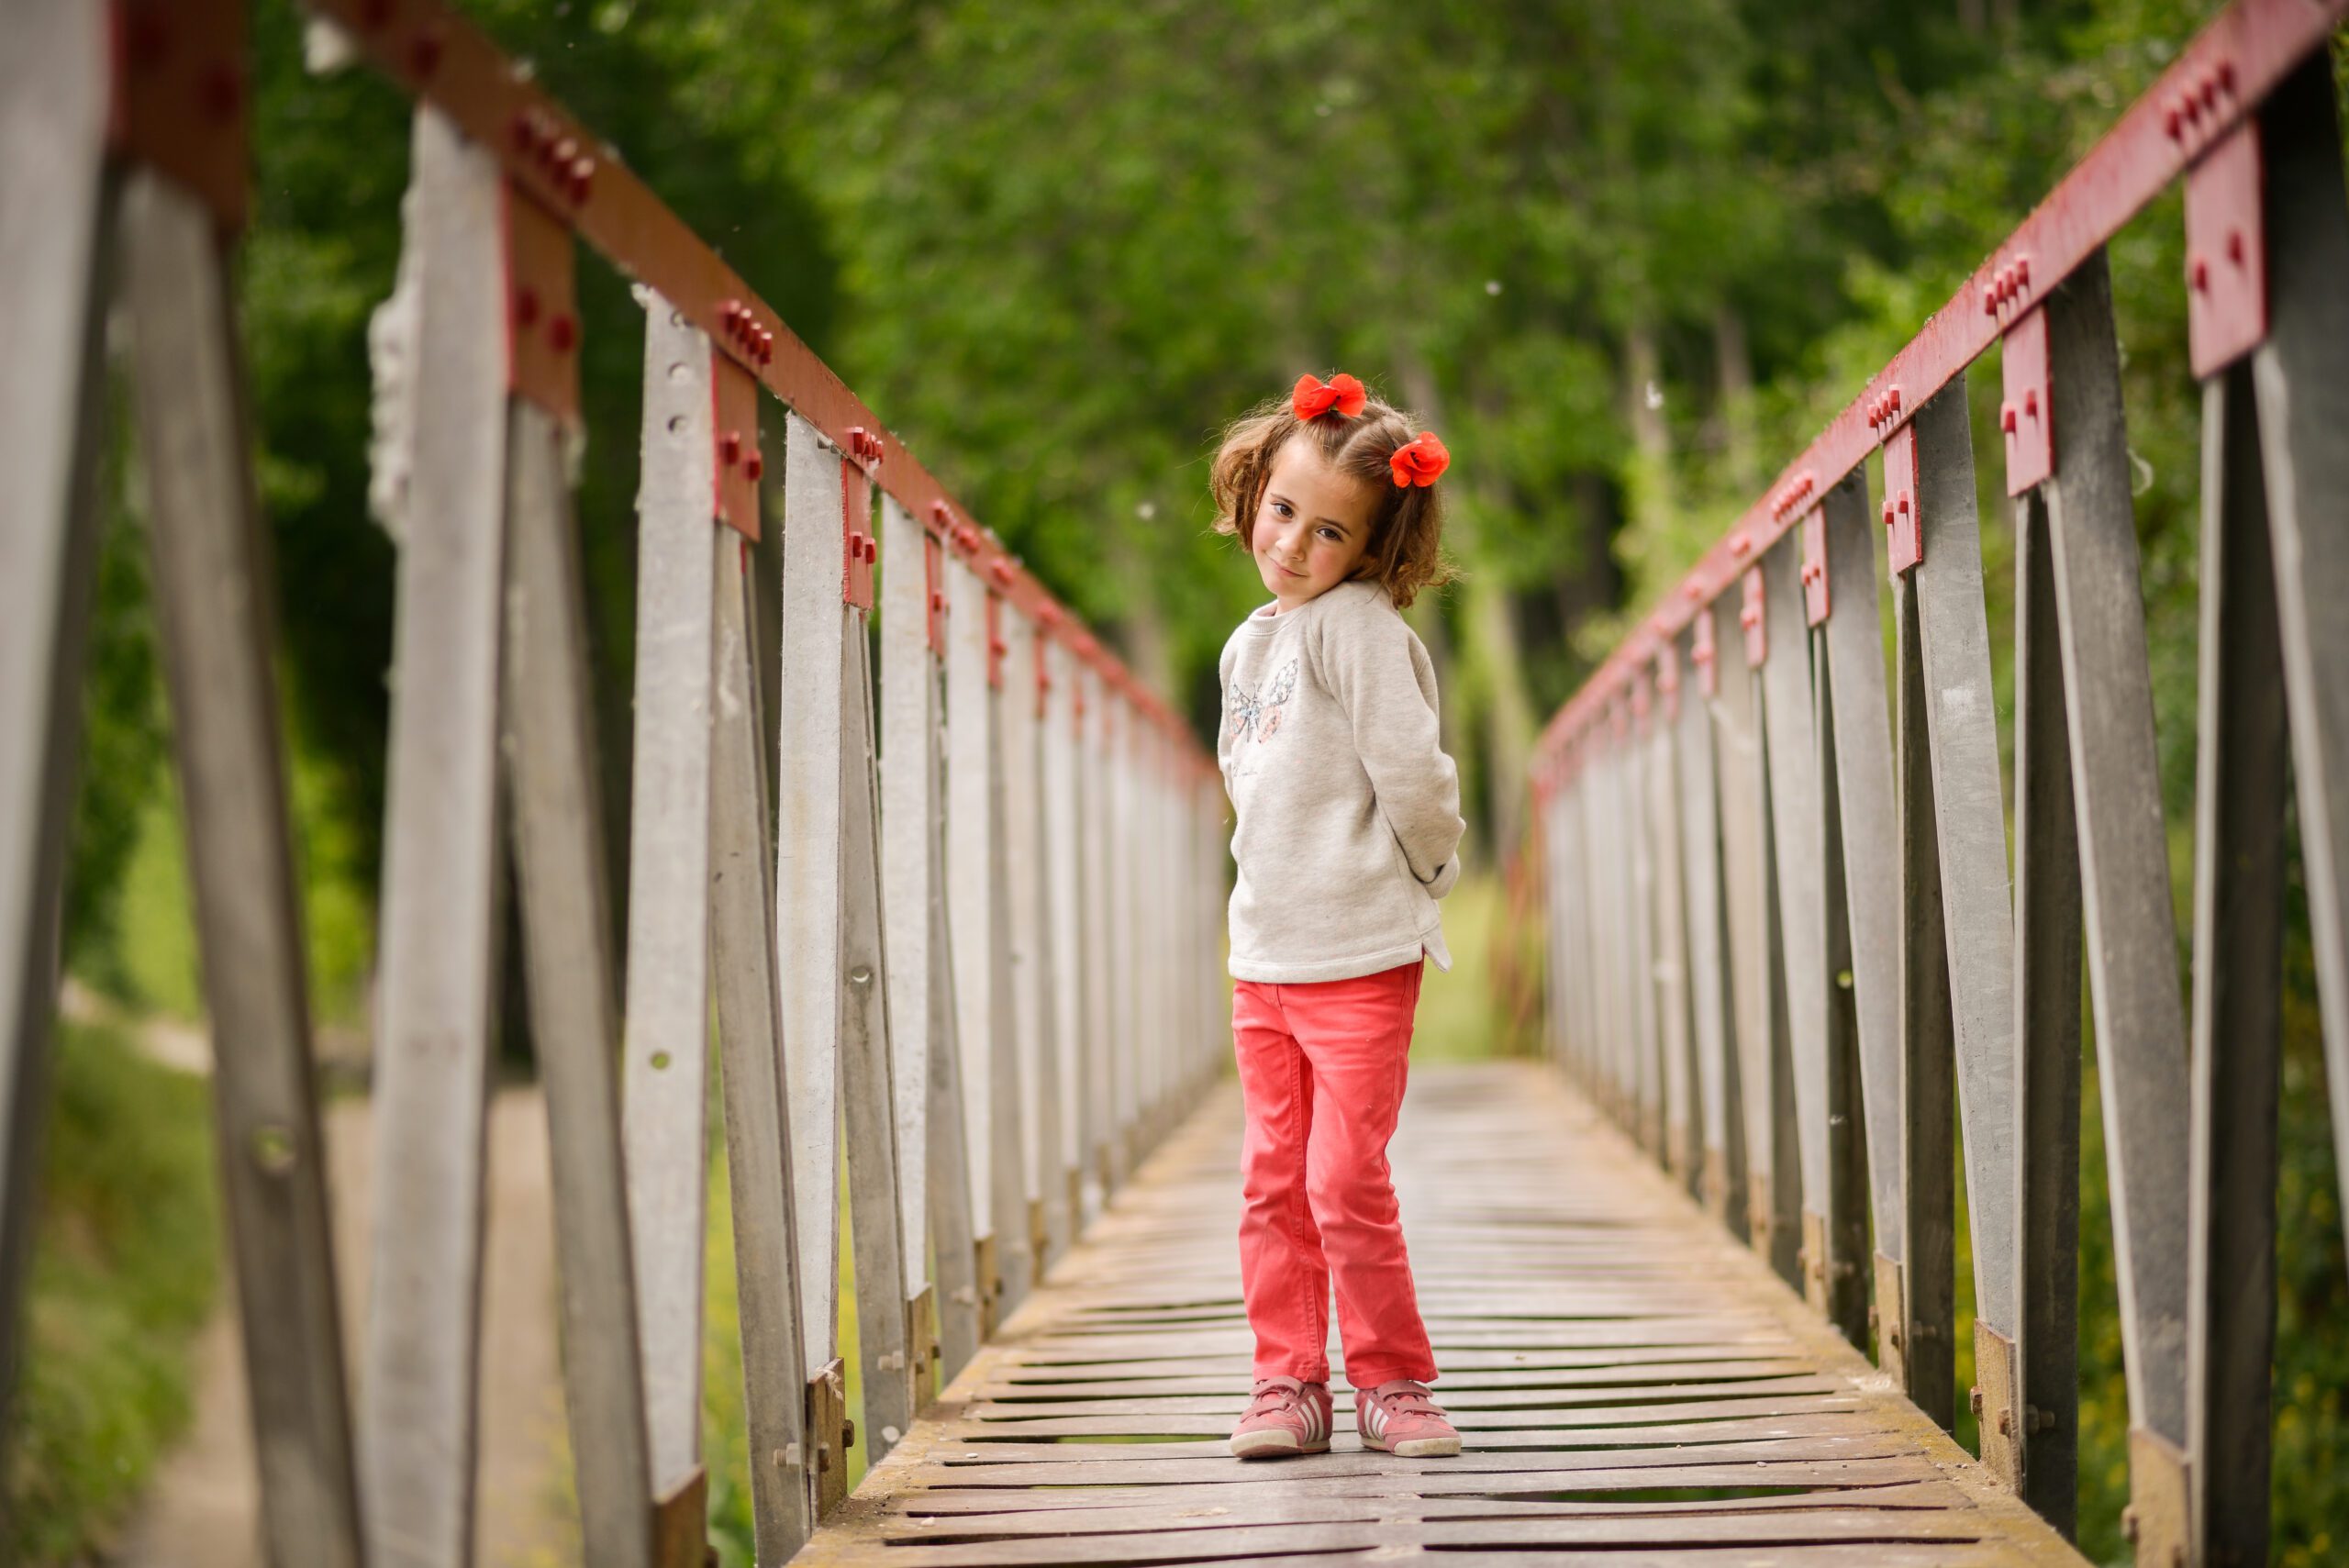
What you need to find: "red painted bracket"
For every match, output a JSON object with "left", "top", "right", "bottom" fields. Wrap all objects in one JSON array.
[
  {"left": 985, "top": 591, "right": 1006, "bottom": 691},
  {"left": 1882, "top": 421, "right": 1921, "bottom": 575},
  {"left": 1798, "top": 508, "right": 1830, "bottom": 627},
  {"left": 1691, "top": 606, "right": 1719, "bottom": 699},
  {"left": 1740, "top": 566, "right": 1767, "bottom": 668},
  {"left": 1034, "top": 605, "right": 1060, "bottom": 720},
  {"left": 1655, "top": 644, "right": 1681, "bottom": 723},
  {"left": 111, "top": 0, "right": 250, "bottom": 232},
  {"left": 2186, "top": 120, "right": 2267, "bottom": 377},
  {"left": 1630, "top": 670, "right": 1653, "bottom": 733},
  {"left": 503, "top": 185, "right": 580, "bottom": 425},
  {"left": 2000, "top": 306, "right": 2053, "bottom": 497},
  {"left": 922, "top": 530, "right": 947, "bottom": 658},
  {"left": 711, "top": 360, "right": 761, "bottom": 542},
  {"left": 840, "top": 427, "right": 885, "bottom": 607}
]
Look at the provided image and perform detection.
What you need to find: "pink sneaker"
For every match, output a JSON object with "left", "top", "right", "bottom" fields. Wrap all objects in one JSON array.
[
  {"left": 1230, "top": 1375, "right": 1333, "bottom": 1460},
  {"left": 1355, "top": 1378, "right": 1460, "bottom": 1456}
]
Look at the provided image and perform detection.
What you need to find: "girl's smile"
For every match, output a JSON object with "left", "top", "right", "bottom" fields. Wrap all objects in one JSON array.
[{"left": 1252, "top": 438, "right": 1380, "bottom": 612}]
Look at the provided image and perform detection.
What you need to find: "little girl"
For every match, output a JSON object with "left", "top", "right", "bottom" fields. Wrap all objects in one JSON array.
[{"left": 1211, "top": 372, "right": 1465, "bottom": 1461}]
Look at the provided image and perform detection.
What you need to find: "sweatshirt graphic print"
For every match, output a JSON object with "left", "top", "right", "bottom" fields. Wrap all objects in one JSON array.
[{"left": 1218, "top": 580, "right": 1466, "bottom": 984}]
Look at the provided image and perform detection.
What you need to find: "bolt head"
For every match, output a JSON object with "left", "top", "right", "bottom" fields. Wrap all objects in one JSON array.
[
  {"left": 2000, "top": 403, "right": 2017, "bottom": 434},
  {"left": 410, "top": 25, "right": 445, "bottom": 77},
  {"left": 199, "top": 60, "right": 242, "bottom": 122},
  {"left": 547, "top": 314, "right": 577, "bottom": 353},
  {"left": 720, "top": 430, "right": 742, "bottom": 465},
  {"left": 744, "top": 453, "right": 763, "bottom": 481}
]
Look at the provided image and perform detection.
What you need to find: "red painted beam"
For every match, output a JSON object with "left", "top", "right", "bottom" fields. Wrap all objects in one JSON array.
[{"left": 1539, "top": 0, "right": 2347, "bottom": 762}]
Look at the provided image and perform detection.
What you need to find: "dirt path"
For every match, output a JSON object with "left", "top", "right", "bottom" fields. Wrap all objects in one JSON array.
[{"left": 112, "top": 1067, "right": 574, "bottom": 1567}]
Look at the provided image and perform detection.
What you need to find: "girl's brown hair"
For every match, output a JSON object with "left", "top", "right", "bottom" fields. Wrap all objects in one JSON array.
[{"left": 1209, "top": 379, "right": 1453, "bottom": 609}]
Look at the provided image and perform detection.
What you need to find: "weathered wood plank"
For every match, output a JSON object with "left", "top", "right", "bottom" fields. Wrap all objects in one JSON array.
[
  {"left": 623, "top": 295, "right": 721, "bottom": 1500},
  {"left": 2009, "top": 482, "right": 2082, "bottom": 1527},
  {"left": 2038, "top": 252, "right": 2192, "bottom": 1464},
  {"left": 498, "top": 395, "right": 657, "bottom": 1567},
  {"left": 794, "top": 1062, "right": 2092, "bottom": 1568},
  {"left": 123, "top": 170, "right": 366, "bottom": 1568},
  {"left": 2183, "top": 360, "right": 2286, "bottom": 1565},
  {"left": 0, "top": 0, "right": 111, "bottom": 1443},
  {"left": 1908, "top": 379, "right": 2021, "bottom": 1355},
  {"left": 708, "top": 518, "right": 817, "bottom": 1555},
  {"left": 361, "top": 106, "right": 511, "bottom": 1568}
]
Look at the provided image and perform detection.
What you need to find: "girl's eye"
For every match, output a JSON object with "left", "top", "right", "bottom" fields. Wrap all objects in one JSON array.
[
  {"left": 1272, "top": 502, "right": 1293, "bottom": 518},
  {"left": 1317, "top": 527, "right": 1341, "bottom": 543}
]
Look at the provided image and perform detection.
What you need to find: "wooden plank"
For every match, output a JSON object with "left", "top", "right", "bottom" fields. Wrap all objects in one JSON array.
[
  {"left": 1713, "top": 623, "right": 1789, "bottom": 1272},
  {"left": 796, "top": 1062, "right": 2092, "bottom": 1567},
  {"left": 1893, "top": 575, "right": 1956, "bottom": 1427},
  {"left": 496, "top": 395, "right": 657, "bottom": 1568},
  {"left": 1818, "top": 473, "right": 1906, "bottom": 1271},
  {"left": 946, "top": 550, "right": 1020, "bottom": 1303},
  {"left": 1907, "top": 378, "right": 2022, "bottom": 1351},
  {"left": 1645, "top": 693, "right": 1698, "bottom": 1182},
  {"left": 1675, "top": 620, "right": 1742, "bottom": 1227},
  {"left": 999, "top": 605, "right": 1052, "bottom": 1266},
  {"left": 121, "top": 170, "right": 366, "bottom": 1568},
  {"left": 2037, "top": 251, "right": 2191, "bottom": 1452},
  {"left": 362, "top": 106, "right": 511, "bottom": 1568},
  {"left": 841, "top": 612, "right": 921, "bottom": 1458},
  {"left": 878, "top": 495, "right": 935, "bottom": 1302},
  {"left": 1080, "top": 666, "right": 1118, "bottom": 1192},
  {"left": 2250, "top": 50, "right": 2349, "bottom": 1299},
  {"left": 2183, "top": 360, "right": 2287, "bottom": 1563},
  {"left": 707, "top": 523, "right": 817, "bottom": 1555},
  {"left": 1760, "top": 538, "right": 1835, "bottom": 1290},
  {"left": 1041, "top": 635, "right": 1087, "bottom": 1240},
  {"left": 777, "top": 411, "right": 850, "bottom": 1376},
  {"left": 1809, "top": 595, "right": 1873, "bottom": 1347},
  {"left": 0, "top": 0, "right": 110, "bottom": 1441},
  {"left": 1625, "top": 714, "right": 1664, "bottom": 1151},
  {"left": 2009, "top": 484, "right": 2082, "bottom": 1528},
  {"left": 623, "top": 297, "right": 721, "bottom": 1498}
]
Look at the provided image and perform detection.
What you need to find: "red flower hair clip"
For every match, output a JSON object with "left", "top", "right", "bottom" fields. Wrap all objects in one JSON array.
[
  {"left": 1291, "top": 371, "right": 1368, "bottom": 421},
  {"left": 1389, "top": 430, "right": 1449, "bottom": 488}
]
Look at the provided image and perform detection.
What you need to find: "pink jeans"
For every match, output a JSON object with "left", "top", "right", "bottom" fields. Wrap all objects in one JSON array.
[{"left": 1231, "top": 960, "right": 1438, "bottom": 1389}]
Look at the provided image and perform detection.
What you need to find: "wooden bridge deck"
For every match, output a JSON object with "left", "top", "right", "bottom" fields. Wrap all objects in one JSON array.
[{"left": 791, "top": 1061, "right": 2091, "bottom": 1566}]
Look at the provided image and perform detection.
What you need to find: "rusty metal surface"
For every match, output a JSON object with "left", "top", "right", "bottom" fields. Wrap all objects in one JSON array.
[{"left": 790, "top": 1063, "right": 2093, "bottom": 1567}]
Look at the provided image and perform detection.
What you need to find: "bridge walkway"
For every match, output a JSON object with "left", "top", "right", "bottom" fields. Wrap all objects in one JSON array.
[{"left": 794, "top": 1061, "right": 2089, "bottom": 1567}]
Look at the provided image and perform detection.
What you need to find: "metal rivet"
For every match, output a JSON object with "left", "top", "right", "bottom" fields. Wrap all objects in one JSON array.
[
  {"left": 410, "top": 24, "right": 445, "bottom": 77},
  {"left": 514, "top": 285, "right": 540, "bottom": 328},
  {"left": 548, "top": 314, "right": 577, "bottom": 354}
]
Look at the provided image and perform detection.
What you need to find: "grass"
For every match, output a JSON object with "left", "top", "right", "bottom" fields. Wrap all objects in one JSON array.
[{"left": 3, "top": 1019, "right": 220, "bottom": 1564}]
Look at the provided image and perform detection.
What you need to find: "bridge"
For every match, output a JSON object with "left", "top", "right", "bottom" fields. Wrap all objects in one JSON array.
[{"left": 2, "top": 0, "right": 2343, "bottom": 1565}]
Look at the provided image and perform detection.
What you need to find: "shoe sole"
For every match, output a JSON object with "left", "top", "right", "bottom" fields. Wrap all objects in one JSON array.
[
  {"left": 1230, "top": 1430, "right": 1331, "bottom": 1460},
  {"left": 1361, "top": 1433, "right": 1462, "bottom": 1457}
]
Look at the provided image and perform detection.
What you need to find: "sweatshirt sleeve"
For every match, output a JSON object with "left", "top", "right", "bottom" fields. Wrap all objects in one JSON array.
[{"left": 1315, "top": 595, "right": 1466, "bottom": 896}]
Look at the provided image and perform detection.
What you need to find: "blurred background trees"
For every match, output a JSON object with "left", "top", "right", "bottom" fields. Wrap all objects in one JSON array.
[{"left": 28, "top": 0, "right": 2344, "bottom": 1562}]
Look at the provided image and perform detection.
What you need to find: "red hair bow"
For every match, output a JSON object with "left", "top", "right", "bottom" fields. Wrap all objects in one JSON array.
[
  {"left": 1389, "top": 430, "right": 1449, "bottom": 487},
  {"left": 1291, "top": 372, "right": 1368, "bottom": 420}
]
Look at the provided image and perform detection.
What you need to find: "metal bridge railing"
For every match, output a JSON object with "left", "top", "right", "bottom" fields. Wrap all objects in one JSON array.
[
  {"left": 0, "top": 2, "right": 1229, "bottom": 1563},
  {"left": 1530, "top": 4, "right": 2349, "bottom": 1564}
]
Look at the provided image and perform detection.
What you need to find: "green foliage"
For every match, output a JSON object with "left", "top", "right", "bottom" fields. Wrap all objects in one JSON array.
[{"left": 4, "top": 1023, "right": 219, "bottom": 1562}]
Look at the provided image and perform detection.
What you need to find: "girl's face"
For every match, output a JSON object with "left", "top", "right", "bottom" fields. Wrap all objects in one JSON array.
[{"left": 1252, "top": 437, "right": 1380, "bottom": 612}]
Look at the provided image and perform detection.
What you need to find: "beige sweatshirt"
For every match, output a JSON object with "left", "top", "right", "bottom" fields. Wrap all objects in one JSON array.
[{"left": 1217, "top": 579, "right": 1465, "bottom": 984}]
